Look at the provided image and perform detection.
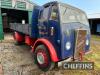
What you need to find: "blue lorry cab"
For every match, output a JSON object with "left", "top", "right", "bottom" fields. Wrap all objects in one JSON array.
[{"left": 33, "top": 2, "right": 90, "bottom": 60}]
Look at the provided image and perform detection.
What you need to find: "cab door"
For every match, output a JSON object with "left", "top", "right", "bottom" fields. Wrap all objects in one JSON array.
[
  {"left": 48, "top": 5, "right": 61, "bottom": 58},
  {"left": 38, "top": 6, "right": 50, "bottom": 37},
  {"left": 48, "top": 5, "right": 60, "bottom": 42}
]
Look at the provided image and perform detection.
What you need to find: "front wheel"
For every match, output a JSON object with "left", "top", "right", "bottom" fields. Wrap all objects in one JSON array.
[{"left": 34, "top": 45, "right": 55, "bottom": 71}]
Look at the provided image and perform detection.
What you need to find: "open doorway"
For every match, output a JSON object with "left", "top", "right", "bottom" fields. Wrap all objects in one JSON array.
[
  {"left": 1, "top": 8, "right": 28, "bottom": 33},
  {"left": 89, "top": 19, "right": 100, "bottom": 35}
]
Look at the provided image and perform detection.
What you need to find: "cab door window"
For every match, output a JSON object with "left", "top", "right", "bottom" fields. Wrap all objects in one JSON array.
[
  {"left": 40, "top": 7, "right": 50, "bottom": 21},
  {"left": 49, "top": 5, "right": 59, "bottom": 40},
  {"left": 50, "top": 5, "right": 58, "bottom": 21},
  {"left": 38, "top": 6, "right": 50, "bottom": 37}
]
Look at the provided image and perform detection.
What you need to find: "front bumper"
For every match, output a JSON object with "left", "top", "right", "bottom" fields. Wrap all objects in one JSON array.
[
  {"left": 85, "top": 50, "right": 92, "bottom": 55},
  {"left": 58, "top": 57, "right": 73, "bottom": 67},
  {"left": 58, "top": 50, "right": 92, "bottom": 67}
]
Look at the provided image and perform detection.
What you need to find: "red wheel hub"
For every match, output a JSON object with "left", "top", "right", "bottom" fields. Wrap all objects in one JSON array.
[{"left": 37, "top": 50, "right": 49, "bottom": 66}]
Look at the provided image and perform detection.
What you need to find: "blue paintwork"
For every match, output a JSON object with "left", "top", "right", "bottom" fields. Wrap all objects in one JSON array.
[
  {"left": 36, "top": 5, "right": 62, "bottom": 59},
  {"left": 48, "top": 20, "right": 61, "bottom": 59},
  {"left": 60, "top": 23, "right": 90, "bottom": 59},
  {"left": 31, "top": 2, "right": 91, "bottom": 60},
  {"left": 31, "top": 6, "right": 42, "bottom": 38},
  {"left": 48, "top": 20, "right": 60, "bottom": 42},
  {"left": 61, "top": 30, "right": 75, "bottom": 59}
]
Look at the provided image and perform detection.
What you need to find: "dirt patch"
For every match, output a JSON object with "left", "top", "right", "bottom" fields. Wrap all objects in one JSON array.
[
  {"left": 0, "top": 34, "right": 100, "bottom": 75},
  {"left": 0, "top": 64, "right": 3, "bottom": 75}
]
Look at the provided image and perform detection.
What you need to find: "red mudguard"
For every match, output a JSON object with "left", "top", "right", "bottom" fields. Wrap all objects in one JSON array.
[{"left": 32, "top": 38, "right": 59, "bottom": 62}]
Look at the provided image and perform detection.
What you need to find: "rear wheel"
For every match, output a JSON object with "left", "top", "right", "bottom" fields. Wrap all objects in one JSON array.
[{"left": 34, "top": 45, "right": 55, "bottom": 71}]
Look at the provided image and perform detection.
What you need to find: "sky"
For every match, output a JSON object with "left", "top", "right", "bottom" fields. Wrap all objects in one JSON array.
[{"left": 30, "top": 0, "right": 100, "bottom": 14}]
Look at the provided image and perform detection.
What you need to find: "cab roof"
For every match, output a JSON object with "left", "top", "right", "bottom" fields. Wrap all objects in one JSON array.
[{"left": 43, "top": 1, "right": 86, "bottom": 14}]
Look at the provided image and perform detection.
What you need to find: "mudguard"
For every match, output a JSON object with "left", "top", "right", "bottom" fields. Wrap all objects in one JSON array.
[{"left": 32, "top": 38, "right": 59, "bottom": 62}]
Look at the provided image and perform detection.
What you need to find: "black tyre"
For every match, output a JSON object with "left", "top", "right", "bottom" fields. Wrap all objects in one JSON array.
[{"left": 34, "top": 45, "right": 55, "bottom": 71}]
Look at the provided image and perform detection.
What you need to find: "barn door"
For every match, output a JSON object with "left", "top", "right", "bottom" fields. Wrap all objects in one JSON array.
[{"left": 2, "top": 16, "right": 9, "bottom": 32}]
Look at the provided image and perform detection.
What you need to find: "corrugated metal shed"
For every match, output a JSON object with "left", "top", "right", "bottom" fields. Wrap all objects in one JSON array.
[
  {"left": 88, "top": 13, "right": 100, "bottom": 34},
  {"left": 0, "top": 0, "right": 35, "bottom": 10},
  {"left": 0, "top": 0, "right": 36, "bottom": 40},
  {"left": 88, "top": 13, "right": 100, "bottom": 19}
]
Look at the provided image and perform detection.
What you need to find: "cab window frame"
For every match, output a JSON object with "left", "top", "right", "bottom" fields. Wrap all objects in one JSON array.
[
  {"left": 50, "top": 5, "right": 59, "bottom": 21},
  {"left": 39, "top": 6, "right": 50, "bottom": 21}
]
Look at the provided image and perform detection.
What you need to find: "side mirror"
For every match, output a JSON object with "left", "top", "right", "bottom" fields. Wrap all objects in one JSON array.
[{"left": 51, "top": 12, "right": 57, "bottom": 20}]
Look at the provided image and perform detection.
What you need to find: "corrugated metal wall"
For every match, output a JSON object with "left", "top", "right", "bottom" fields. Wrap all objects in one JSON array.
[
  {"left": 0, "top": 9, "right": 4, "bottom": 40},
  {"left": 16, "top": 1, "right": 26, "bottom": 9},
  {"left": 1, "top": 0, "right": 34, "bottom": 10},
  {"left": 1, "top": 0, "right": 12, "bottom": 7}
]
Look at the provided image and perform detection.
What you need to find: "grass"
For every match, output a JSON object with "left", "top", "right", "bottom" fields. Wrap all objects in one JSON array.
[
  {"left": 62, "top": 35, "right": 100, "bottom": 75},
  {"left": 91, "top": 35, "right": 100, "bottom": 41},
  {"left": 82, "top": 35, "right": 100, "bottom": 74}
]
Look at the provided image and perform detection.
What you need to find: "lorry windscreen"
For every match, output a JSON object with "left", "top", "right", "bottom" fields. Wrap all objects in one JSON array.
[{"left": 59, "top": 5, "right": 89, "bottom": 26}]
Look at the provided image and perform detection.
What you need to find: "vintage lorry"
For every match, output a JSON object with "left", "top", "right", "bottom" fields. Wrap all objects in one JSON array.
[{"left": 10, "top": 1, "right": 91, "bottom": 71}]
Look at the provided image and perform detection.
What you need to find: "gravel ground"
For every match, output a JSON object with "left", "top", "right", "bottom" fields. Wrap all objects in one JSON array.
[
  {"left": 0, "top": 34, "right": 39, "bottom": 75},
  {"left": 0, "top": 33, "right": 100, "bottom": 75}
]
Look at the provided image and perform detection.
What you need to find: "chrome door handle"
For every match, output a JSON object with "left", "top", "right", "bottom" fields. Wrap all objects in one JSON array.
[{"left": 50, "top": 27, "right": 54, "bottom": 36}]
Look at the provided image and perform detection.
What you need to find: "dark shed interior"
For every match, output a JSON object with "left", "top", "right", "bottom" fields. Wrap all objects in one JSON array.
[
  {"left": 1, "top": 8, "right": 28, "bottom": 32},
  {"left": 89, "top": 19, "right": 100, "bottom": 35}
]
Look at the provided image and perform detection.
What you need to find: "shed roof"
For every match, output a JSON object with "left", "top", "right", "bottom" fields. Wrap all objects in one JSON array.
[
  {"left": 88, "top": 13, "right": 100, "bottom": 19},
  {"left": 0, "top": 0, "right": 37, "bottom": 11},
  {"left": 24, "top": 0, "right": 37, "bottom": 5}
]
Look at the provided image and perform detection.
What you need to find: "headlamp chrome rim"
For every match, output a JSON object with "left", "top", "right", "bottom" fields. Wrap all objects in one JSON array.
[{"left": 65, "top": 42, "right": 71, "bottom": 50}]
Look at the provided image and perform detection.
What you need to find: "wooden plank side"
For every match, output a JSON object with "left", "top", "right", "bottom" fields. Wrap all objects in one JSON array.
[
  {"left": 10, "top": 23, "right": 31, "bottom": 35},
  {"left": 1, "top": 0, "right": 12, "bottom": 7}
]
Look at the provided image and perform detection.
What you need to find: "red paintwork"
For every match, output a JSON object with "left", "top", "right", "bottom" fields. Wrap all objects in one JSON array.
[
  {"left": 14, "top": 32, "right": 24, "bottom": 42},
  {"left": 79, "top": 51, "right": 85, "bottom": 61},
  {"left": 25, "top": 36, "right": 36, "bottom": 46},
  {"left": 32, "top": 38, "right": 59, "bottom": 62}
]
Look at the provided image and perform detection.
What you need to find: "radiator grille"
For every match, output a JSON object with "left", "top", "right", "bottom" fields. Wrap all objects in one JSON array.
[{"left": 74, "top": 30, "right": 87, "bottom": 60}]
